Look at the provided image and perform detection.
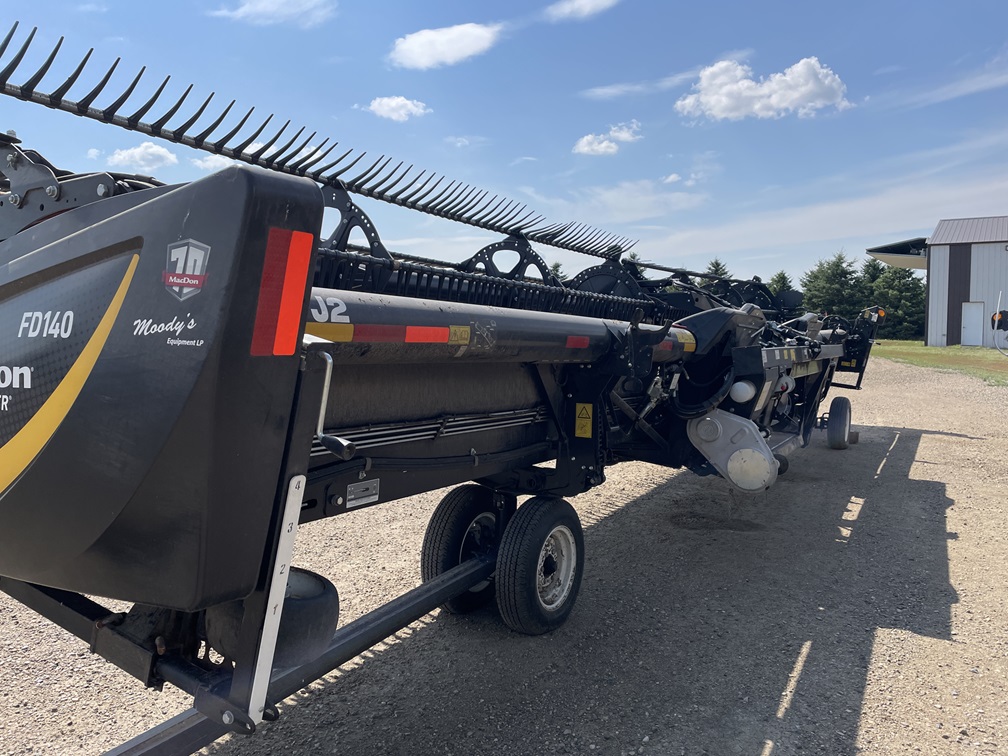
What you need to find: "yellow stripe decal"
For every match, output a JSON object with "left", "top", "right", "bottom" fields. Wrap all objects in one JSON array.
[
  {"left": 304, "top": 322, "right": 354, "bottom": 342},
  {"left": 0, "top": 254, "right": 139, "bottom": 493}
]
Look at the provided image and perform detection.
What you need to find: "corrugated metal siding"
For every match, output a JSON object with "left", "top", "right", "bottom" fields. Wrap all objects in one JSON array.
[
  {"left": 930, "top": 217, "right": 1008, "bottom": 245},
  {"left": 969, "top": 242, "right": 1008, "bottom": 348},
  {"left": 927, "top": 245, "right": 949, "bottom": 346}
]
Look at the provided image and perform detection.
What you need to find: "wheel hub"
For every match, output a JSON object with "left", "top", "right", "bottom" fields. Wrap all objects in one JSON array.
[{"left": 536, "top": 525, "right": 577, "bottom": 611}]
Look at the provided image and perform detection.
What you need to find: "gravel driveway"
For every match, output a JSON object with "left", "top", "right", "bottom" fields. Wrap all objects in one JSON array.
[{"left": 1, "top": 357, "right": 1006, "bottom": 755}]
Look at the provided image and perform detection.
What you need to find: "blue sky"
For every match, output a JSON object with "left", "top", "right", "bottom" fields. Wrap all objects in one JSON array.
[{"left": 6, "top": 1, "right": 1008, "bottom": 284}]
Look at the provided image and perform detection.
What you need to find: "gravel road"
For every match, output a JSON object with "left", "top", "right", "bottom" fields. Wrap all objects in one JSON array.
[{"left": 1, "top": 357, "right": 1006, "bottom": 755}]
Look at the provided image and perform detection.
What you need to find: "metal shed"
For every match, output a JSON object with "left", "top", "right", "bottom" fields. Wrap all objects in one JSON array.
[{"left": 868, "top": 219, "right": 1008, "bottom": 348}]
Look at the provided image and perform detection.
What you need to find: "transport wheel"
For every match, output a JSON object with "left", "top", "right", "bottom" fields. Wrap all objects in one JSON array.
[
  {"left": 827, "top": 396, "right": 852, "bottom": 450},
  {"left": 774, "top": 453, "right": 789, "bottom": 475},
  {"left": 421, "top": 485, "right": 501, "bottom": 614},
  {"left": 496, "top": 497, "right": 584, "bottom": 636},
  {"left": 205, "top": 567, "right": 340, "bottom": 669}
]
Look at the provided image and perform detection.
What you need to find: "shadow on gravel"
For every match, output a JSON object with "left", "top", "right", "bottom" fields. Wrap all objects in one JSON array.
[{"left": 207, "top": 424, "right": 956, "bottom": 756}]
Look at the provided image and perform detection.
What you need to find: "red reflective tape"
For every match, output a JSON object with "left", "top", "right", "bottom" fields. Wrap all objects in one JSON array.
[
  {"left": 251, "top": 228, "right": 314, "bottom": 357},
  {"left": 657, "top": 340, "right": 675, "bottom": 351},
  {"left": 566, "top": 335, "right": 590, "bottom": 349},
  {"left": 405, "top": 325, "right": 450, "bottom": 343},
  {"left": 353, "top": 324, "right": 407, "bottom": 343},
  {"left": 274, "top": 230, "right": 314, "bottom": 355}
]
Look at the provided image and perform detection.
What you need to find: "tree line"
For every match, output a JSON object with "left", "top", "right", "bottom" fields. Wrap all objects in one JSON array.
[{"left": 550, "top": 252, "right": 926, "bottom": 340}]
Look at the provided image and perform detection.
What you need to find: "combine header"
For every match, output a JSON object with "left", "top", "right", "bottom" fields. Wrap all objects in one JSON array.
[{"left": 0, "top": 22, "right": 884, "bottom": 754}]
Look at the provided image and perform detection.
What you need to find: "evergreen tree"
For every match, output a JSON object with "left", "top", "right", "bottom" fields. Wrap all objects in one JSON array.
[
  {"left": 800, "top": 252, "right": 859, "bottom": 320},
  {"left": 767, "top": 270, "right": 794, "bottom": 296},
  {"left": 870, "top": 267, "right": 926, "bottom": 340},
  {"left": 549, "top": 261, "right": 567, "bottom": 283},
  {"left": 857, "top": 257, "right": 886, "bottom": 311},
  {"left": 705, "top": 257, "right": 731, "bottom": 279}
]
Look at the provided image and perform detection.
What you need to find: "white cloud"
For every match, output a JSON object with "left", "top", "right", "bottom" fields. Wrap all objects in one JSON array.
[
  {"left": 522, "top": 180, "right": 705, "bottom": 225},
  {"left": 76, "top": 3, "right": 107, "bottom": 12},
  {"left": 675, "top": 57, "right": 851, "bottom": 120},
  {"left": 896, "top": 56, "right": 1008, "bottom": 108},
  {"left": 366, "top": 96, "right": 432, "bottom": 122},
  {"left": 572, "top": 120, "right": 641, "bottom": 155},
  {"left": 581, "top": 70, "right": 697, "bottom": 100},
  {"left": 662, "top": 173, "right": 681, "bottom": 184},
  {"left": 389, "top": 23, "right": 503, "bottom": 69},
  {"left": 573, "top": 134, "right": 618, "bottom": 155},
  {"left": 107, "top": 142, "right": 177, "bottom": 173},
  {"left": 510, "top": 156, "right": 538, "bottom": 166},
  {"left": 86, "top": 148, "right": 101, "bottom": 160},
  {"left": 191, "top": 154, "right": 238, "bottom": 172},
  {"left": 445, "top": 135, "right": 488, "bottom": 148},
  {"left": 545, "top": 0, "right": 620, "bottom": 21},
  {"left": 607, "top": 120, "right": 641, "bottom": 142},
  {"left": 209, "top": 0, "right": 335, "bottom": 28}
]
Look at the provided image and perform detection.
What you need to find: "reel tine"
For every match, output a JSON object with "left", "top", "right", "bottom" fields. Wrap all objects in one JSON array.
[
  {"left": 326, "top": 149, "right": 368, "bottom": 180},
  {"left": 150, "top": 83, "right": 192, "bottom": 133},
  {"left": 77, "top": 57, "right": 119, "bottom": 112},
  {"left": 232, "top": 113, "right": 273, "bottom": 155},
  {"left": 262, "top": 125, "right": 303, "bottom": 164},
  {"left": 18, "top": 34, "right": 61, "bottom": 96},
  {"left": 211, "top": 106, "right": 255, "bottom": 152},
  {"left": 101, "top": 66, "right": 145, "bottom": 122},
  {"left": 249, "top": 119, "right": 290, "bottom": 161},
  {"left": 399, "top": 173, "right": 441, "bottom": 204},
  {"left": 126, "top": 74, "right": 170, "bottom": 127},
  {"left": 290, "top": 137, "right": 332, "bottom": 172},
  {"left": 309, "top": 147, "right": 352, "bottom": 179},
  {"left": 344, "top": 155, "right": 387, "bottom": 187},
  {"left": 0, "top": 22, "right": 19, "bottom": 60},
  {"left": 48, "top": 47, "right": 92, "bottom": 105},
  {"left": 407, "top": 175, "right": 448, "bottom": 206},
  {"left": 366, "top": 161, "right": 406, "bottom": 194},
  {"left": 0, "top": 25, "right": 35, "bottom": 87},
  {"left": 275, "top": 129, "right": 317, "bottom": 168},
  {"left": 193, "top": 99, "right": 235, "bottom": 146},
  {"left": 168, "top": 90, "right": 213, "bottom": 138},
  {"left": 388, "top": 169, "right": 427, "bottom": 202},
  {"left": 450, "top": 187, "right": 488, "bottom": 217},
  {"left": 442, "top": 185, "right": 480, "bottom": 216},
  {"left": 470, "top": 195, "right": 505, "bottom": 224}
]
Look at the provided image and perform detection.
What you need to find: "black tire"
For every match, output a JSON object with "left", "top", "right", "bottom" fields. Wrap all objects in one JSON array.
[
  {"left": 774, "top": 453, "right": 789, "bottom": 475},
  {"left": 421, "top": 485, "right": 500, "bottom": 614},
  {"left": 496, "top": 497, "right": 584, "bottom": 636},
  {"left": 827, "top": 395, "right": 852, "bottom": 450},
  {"left": 204, "top": 567, "right": 340, "bottom": 669}
]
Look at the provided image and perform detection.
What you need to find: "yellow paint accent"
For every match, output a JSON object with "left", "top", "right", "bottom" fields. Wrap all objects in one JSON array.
[
  {"left": 305, "top": 322, "right": 354, "bottom": 342},
  {"left": 676, "top": 330, "right": 696, "bottom": 353},
  {"left": 575, "top": 402, "right": 593, "bottom": 439},
  {"left": 448, "top": 325, "right": 471, "bottom": 345},
  {"left": 0, "top": 254, "right": 139, "bottom": 493}
]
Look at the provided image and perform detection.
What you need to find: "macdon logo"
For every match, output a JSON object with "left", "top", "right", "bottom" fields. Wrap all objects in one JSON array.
[
  {"left": 0, "top": 366, "right": 31, "bottom": 389},
  {"left": 164, "top": 239, "right": 211, "bottom": 301}
]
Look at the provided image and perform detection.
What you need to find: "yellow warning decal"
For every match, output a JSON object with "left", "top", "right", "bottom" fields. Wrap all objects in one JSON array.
[
  {"left": 448, "top": 325, "right": 471, "bottom": 345},
  {"left": 677, "top": 330, "right": 696, "bottom": 352},
  {"left": 575, "top": 402, "right": 593, "bottom": 438}
]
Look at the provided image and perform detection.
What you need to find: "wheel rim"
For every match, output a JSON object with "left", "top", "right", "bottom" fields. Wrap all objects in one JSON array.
[
  {"left": 461, "top": 512, "right": 496, "bottom": 593},
  {"left": 536, "top": 525, "right": 577, "bottom": 611}
]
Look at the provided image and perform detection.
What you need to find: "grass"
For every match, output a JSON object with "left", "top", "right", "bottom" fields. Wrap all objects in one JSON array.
[{"left": 871, "top": 339, "right": 1008, "bottom": 386}]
